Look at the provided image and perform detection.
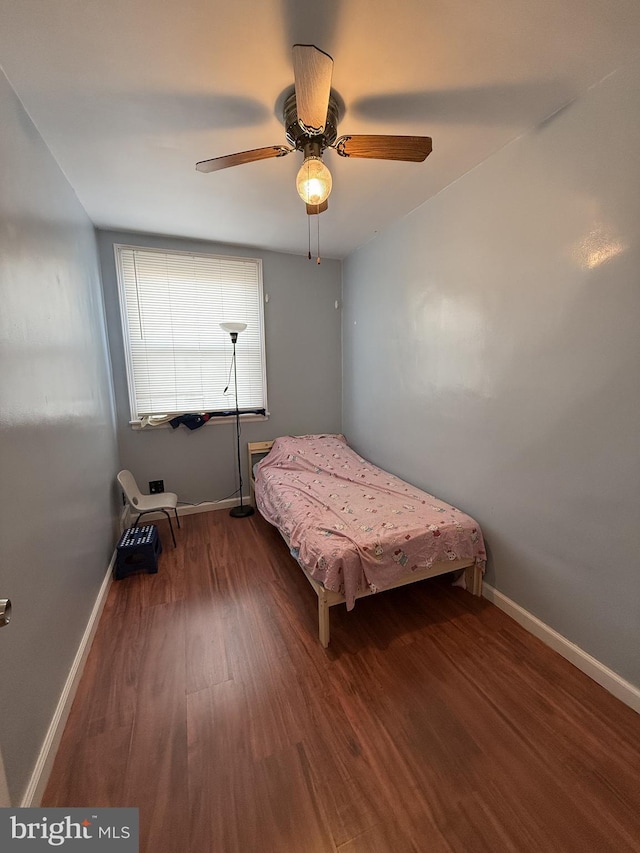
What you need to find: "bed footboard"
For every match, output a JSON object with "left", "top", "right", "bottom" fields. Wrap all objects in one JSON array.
[{"left": 305, "top": 558, "right": 481, "bottom": 648}]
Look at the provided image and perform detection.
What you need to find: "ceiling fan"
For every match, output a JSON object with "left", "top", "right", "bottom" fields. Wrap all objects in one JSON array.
[{"left": 196, "top": 44, "right": 433, "bottom": 216}]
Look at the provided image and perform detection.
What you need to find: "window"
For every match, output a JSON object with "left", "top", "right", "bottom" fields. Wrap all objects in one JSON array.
[{"left": 115, "top": 244, "right": 267, "bottom": 424}]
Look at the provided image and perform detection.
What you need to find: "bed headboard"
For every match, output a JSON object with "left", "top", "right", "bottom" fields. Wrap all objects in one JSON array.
[{"left": 247, "top": 440, "right": 274, "bottom": 505}]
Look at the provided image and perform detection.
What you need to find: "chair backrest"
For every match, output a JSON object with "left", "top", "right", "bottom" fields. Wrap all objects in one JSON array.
[{"left": 117, "top": 470, "right": 143, "bottom": 507}]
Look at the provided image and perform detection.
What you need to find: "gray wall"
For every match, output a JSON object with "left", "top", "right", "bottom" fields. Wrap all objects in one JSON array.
[
  {"left": 0, "top": 71, "right": 120, "bottom": 802},
  {"left": 98, "top": 230, "right": 342, "bottom": 505},
  {"left": 342, "top": 59, "right": 640, "bottom": 687}
]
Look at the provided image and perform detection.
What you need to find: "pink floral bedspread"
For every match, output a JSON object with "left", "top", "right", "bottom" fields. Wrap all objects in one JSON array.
[{"left": 255, "top": 434, "right": 486, "bottom": 610}]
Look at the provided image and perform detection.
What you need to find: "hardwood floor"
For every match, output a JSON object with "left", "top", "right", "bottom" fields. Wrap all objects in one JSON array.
[{"left": 44, "top": 511, "right": 640, "bottom": 852}]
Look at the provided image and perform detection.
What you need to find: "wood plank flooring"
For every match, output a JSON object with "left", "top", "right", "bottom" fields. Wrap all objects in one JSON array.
[{"left": 43, "top": 510, "right": 640, "bottom": 852}]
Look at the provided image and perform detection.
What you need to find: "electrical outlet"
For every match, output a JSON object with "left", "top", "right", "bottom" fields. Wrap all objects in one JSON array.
[{"left": 149, "top": 479, "right": 164, "bottom": 494}]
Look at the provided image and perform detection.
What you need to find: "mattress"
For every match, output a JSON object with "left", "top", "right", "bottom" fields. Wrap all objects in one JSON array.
[{"left": 255, "top": 434, "right": 486, "bottom": 609}]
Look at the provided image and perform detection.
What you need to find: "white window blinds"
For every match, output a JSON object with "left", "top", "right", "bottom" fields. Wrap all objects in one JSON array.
[{"left": 115, "top": 245, "right": 267, "bottom": 421}]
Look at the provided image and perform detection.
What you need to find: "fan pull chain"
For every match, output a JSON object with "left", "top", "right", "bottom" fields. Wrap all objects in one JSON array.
[
  {"left": 316, "top": 215, "right": 321, "bottom": 264},
  {"left": 307, "top": 214, "right": 311, "bottom": 260}
]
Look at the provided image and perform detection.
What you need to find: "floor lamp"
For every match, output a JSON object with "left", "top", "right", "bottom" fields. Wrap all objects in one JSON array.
[{"left": 220, "top": 322, "right": 254, "bottom": 518}]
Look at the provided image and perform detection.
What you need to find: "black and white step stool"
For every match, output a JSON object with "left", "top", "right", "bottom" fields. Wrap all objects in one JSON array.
[{"left": 115, "top": 525, "right": 162, "bottom": 580}]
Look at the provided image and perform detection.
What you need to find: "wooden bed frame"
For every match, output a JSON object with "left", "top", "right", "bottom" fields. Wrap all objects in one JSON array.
[{"left": 248, "top": 440, "right": 483, "bottom": 647}]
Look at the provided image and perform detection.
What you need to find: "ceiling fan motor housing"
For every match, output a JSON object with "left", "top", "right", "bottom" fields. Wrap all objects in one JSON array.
[{"left": 284, "top": 91, "right": 340, "bottom": 153}]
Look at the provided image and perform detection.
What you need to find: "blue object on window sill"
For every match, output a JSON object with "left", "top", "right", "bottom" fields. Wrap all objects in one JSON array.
[{"left": 169, "top": 409, "right": 266, "bottom": 430}]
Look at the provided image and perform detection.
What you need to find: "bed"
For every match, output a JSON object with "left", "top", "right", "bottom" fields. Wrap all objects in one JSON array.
[{"left": 249, "top": 434, "right": 486, "bottom": 647}]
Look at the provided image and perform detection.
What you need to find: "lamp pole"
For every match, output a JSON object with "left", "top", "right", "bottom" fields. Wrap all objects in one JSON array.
[{"left": 220, "top": 323, "right": 254, "bottom": 518}]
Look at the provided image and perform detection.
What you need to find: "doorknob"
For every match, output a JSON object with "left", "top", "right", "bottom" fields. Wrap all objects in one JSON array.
[{"left": 0, "top": 599, "right": 11, "bottom": 628}]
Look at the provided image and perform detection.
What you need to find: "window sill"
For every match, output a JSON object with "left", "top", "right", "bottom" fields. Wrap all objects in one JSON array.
[{"left": 129, "top": 413, "right": 270, "bottom": 430}]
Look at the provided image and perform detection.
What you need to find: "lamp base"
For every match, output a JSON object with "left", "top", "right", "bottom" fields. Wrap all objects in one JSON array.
[{"left": 229, "top": 504, "right": 255, "bottom": 518}]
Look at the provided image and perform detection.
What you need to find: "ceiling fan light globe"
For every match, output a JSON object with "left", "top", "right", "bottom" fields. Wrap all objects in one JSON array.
[{"left": 296, "top": 156, "right": 332, "bottom": 206}]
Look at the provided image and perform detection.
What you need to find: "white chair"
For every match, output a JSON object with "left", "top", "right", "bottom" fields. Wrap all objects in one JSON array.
[{"left": 117, "top": 470, "right": 180, "bottom": 547}]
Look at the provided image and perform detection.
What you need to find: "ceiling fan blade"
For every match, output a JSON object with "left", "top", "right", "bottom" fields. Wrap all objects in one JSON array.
[
  {"left": 306, "top": 200, "right": 328, "bottom": 215},
  {"left": 292, "top": 44, "right": 333, "bottom": 135},
  {"left": 334, "top": 135, "right": 432, "bottom": 162},
  {"left": 196, "top": 145, "right": 292, "bottom": 173}
]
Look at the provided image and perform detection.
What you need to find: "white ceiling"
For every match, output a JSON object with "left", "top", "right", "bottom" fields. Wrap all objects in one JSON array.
[{"left": 2, "top": 0, "right": 640, "bottom": 258}]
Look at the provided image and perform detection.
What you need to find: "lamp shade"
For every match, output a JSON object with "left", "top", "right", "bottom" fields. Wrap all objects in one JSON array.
[{"left": 220, "top": 322, "right": 247, "bottom": 334}]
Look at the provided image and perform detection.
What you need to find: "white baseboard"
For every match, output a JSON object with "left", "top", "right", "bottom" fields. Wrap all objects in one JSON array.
[
  {"left": 0, "top": 748, "right": 9, "bottom": 808},
  {"left": 177, "top": 497, "right": 248, "bottom": 516},
  {"left": 123, "top": 496, "right": 248, "bottom": 526},
  {"left": 21, "top": 553, "right": 116, "bottom": 807},
  {"left": 483, "top": 583, "right": 640, "bottom": 714}
]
